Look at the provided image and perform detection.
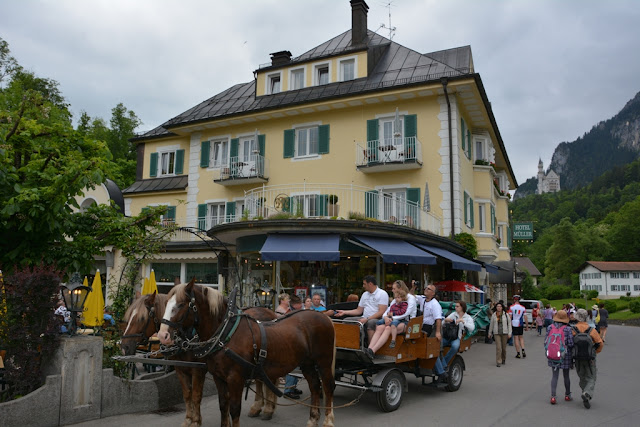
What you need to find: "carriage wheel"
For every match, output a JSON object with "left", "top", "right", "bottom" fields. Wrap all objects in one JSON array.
[
  {"left": 376, "top": 369, "right": 404, "bottom": 412},
  {"left": 445, "top": 357, "right": 464, "bottom": 392}
]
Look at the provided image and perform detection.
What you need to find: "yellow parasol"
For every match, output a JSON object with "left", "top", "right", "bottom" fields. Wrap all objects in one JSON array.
[
  {"left": 142, "top": 277, "right": 150, "bottom": 295},
  {"left": 82, "top": 270, "right": 105, "bottom": 328},
  {"left": 144, "top": 269, "right": 159, "bottom": 295}
]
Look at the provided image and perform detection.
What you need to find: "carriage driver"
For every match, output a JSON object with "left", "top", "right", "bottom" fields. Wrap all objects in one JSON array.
[{"left": 335, "top": 275, "right": 389, "bottom": 343}]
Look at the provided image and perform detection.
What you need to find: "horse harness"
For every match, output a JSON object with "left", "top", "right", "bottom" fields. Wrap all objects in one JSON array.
[
  {"left": 121, "top": 304, "right": 160, "bottom": 347},
  {"left": 160, "top": 286, "right": 283, "bottom": 397}
]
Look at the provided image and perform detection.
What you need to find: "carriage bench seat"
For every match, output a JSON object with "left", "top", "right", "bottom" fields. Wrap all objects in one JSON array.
[{"left": 332, "top": 319, "right": 364, "bottom": 350}]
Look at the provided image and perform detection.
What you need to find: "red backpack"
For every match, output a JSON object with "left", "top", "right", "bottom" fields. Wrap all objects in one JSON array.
[{"left": 545, "top": 324, "right": 567, "bottom": 365}]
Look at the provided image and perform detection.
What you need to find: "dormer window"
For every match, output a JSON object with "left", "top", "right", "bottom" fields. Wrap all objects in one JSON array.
[
  {"left": 266, "top": 71, "right": 282, "bottom": 95},
  {"left": 339, "top": 58, "right": 356, "bottom": 81},
  {"left": 290, "top": 68, "right": 305, "bottom": 90},
  {"left": 314, "top": 62, "right": 331, "bottom": 86}
]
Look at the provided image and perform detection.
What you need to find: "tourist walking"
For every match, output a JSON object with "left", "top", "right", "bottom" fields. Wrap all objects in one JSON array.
[
  {"left": 509, "top": 295, "right": 528, "bottom": 358},
  {"left": 597, "top": 303, "right": 609, "bottom": 342},
  {"left": 487, "top": 302, "right": 512, "bottom": 367},
  {"left": 545, "top": 310, "right": 574, "bottom": 404},
  {"left": 572, "top": 308, "right": 604, "bottom": 409}
]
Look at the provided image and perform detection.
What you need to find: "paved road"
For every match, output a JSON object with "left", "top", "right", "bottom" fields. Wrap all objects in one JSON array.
[{"left": 71, "top": 324, "right": 638, "bottom": 427}]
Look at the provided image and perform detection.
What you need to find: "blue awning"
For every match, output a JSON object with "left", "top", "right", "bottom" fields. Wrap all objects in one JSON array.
[
  {"left": 352, "top": 235, "right": 437, "bottom": 265},
  {"left": 413, "top": 244, "right": 482, "bottom": 271},
  {"left": 483, "top": 263, "right": 500, "bottom": 275},
  {"left": 260, "top": 234, "right": 340, "bottom": 261}
]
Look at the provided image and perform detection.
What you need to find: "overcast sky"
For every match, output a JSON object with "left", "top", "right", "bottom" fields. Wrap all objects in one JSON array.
[{"left": 2, "top": 0, "right": 639, "bottom": 185}]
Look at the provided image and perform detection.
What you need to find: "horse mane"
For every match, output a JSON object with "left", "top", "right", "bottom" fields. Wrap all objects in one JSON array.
[
  {"left": 124, "top": 293, "right": 169, "bottom": 324},
  {"left": 168, "top": 282, "right": 224, "bottom": 319}
]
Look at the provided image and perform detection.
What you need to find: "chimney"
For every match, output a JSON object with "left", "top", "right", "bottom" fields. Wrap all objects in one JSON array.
[
  {"left": 351, "top": 0, "right": 369, "bottom": 46},
  {"left": 270, "top": 51, "right": 292, "bottom": 67}
]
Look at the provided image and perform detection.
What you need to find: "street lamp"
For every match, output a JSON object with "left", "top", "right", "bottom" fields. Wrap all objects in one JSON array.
[
  {"left": 255, "top": 281, "right": 273, "bottom": 308},
  {"left": 60, "top": 272, "right": 91, "bottom": 335}
]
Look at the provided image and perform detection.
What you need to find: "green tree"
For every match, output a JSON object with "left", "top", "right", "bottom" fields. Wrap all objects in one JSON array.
[
  {"left": 606, "top": 196, "right": 640, "bottom": 260},
  {"left": 0, "top": 42, "right": 112, "bottom": 271},
  {"left": 544, "top": 218, "right": 582, "bottom": 285},
  {"left": 520, "top": 270, "right": 541, "bottom": 300}
]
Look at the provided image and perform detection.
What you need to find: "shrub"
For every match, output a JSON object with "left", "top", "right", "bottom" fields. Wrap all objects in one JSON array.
[
  {"left": 619, "top": 296, "right": 632, "bottom": 301},
  {"left": 587, "top": 290, "right": 599, "bottom": 300},
  {"left": 603, "top": 300, "right": 617, "bottom": 314},
  {"left": 540, "top": 298, "right": 550, "bottom": 308},
  {"left": 546, "top": 285, "right": 571, "bottom": 300},
  {"left": 1, "top": 265, "right": 63, "bottom": 402},
  {"left": 575, "top": 302, "right": 586, "bottom": 310},
  {"left": 571, "top": 290, "right": 582, "bottom": 299},
  {"left": 328, "top": 194, "right": 338, "bottom": 204},
  {"left": 629, "top": 300, "right": 640, "bottom": 314}
]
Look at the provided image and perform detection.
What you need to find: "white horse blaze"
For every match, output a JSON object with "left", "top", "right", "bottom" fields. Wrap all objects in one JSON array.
[
  {"left": 123, "top": 308, "right": 138, "bottom": 336},
  {"left": 158, "top": 295, "right": 177, "bottom": 336}
]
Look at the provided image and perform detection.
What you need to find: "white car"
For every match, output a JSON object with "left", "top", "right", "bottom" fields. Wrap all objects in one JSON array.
[{"left": 520, "top": 299, "right": 543, "bottom": 325}]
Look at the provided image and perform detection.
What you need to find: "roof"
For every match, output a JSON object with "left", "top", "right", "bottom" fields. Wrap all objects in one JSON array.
[
  {"left": 132, "top": 30, "right": 474, "bottom": 141},
  {"left": 123, "top": 175, "right": 188, "bottom": 195},
  {"left": 513, "top": 257, "right": 542, "bottom": 276},
  {"left": 580, "top": 261, "right": 640, "bottom": 272},
  {"left": 489, "top": 260, "right": 516, "bottom": 284}
]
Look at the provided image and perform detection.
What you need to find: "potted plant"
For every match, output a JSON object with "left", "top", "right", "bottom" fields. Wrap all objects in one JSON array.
[{"left": 328, "top": 194, "right": 339, "bottom": 217}]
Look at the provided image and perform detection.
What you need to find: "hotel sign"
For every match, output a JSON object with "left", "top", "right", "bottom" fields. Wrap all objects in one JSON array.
[{"left": 513, "top": 222, "right": 534, "bottom": 240}]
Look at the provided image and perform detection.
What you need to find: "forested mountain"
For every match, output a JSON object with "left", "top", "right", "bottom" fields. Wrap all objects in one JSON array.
[
  {"left": 510, "top": 158, "right": 640, "bottom": 285},
  {"left": 515, "top": 91, "right": 640, "bottom": 199}
]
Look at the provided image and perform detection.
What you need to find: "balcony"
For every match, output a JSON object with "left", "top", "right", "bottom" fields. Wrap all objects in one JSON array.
[
  {"left": 214, "top": 154, "right": 269, "bottom": 186},
  {"left": 238, "top": 183, "right": 442, "bottom": 235},
  {"left": 355, "top": 136, "right": 423, "bottom": 173}
]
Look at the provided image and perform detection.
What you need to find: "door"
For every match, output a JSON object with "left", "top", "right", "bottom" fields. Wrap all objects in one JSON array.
[{"left": 379, "top": 118, "right": 404, "bottom": 162}]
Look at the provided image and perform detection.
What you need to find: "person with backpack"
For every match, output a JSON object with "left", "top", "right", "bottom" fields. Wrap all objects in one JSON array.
[
  {"left": 544, "top": 310, "right": 574, "bottom": 405},
  {"left": 572, "top": 308, "right": 604, "bottom": 409}
]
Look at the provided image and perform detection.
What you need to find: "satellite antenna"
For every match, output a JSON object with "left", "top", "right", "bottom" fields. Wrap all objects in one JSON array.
[{"left": 377, "top": 0, "right": 397, "bottom": 40}]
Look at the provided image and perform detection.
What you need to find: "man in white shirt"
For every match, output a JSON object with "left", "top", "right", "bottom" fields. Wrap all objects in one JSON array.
[
  {"left": 415, "top": 283, "right": 446, "bottom": 382},
  {"left": 508, "top": 295, "right": 527, "bottom": 358},
  {"left": 336, "top": 275, "right": 389, "bottom": 343}
]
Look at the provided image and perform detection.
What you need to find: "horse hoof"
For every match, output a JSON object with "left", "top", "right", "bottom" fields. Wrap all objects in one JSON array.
[
  {"left": 261, "top": 412, "right": 273, "bottom": 421},
  {"left": 247, "top": 410, "right": 261, "bottom": 418}
]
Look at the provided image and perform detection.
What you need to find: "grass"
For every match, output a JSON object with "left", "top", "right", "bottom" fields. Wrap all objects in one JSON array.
[{"left": 548, "top": 298, "right": 640, "bottom": 320}]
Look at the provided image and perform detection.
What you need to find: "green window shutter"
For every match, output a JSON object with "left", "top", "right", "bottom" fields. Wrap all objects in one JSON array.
[
  {"left": 197, "top": 204, "right": 207, "bottom": 230},
  {"left": 470, "top": 197, "right": 475, "bottom": 228},
  {"left": 316, "top": 194, "right": 328, "bottom": 216},
  {"left": 166, "top": 206, "right": 176, "bottom": 221},
  {"left": 175, "top": 149, "right": 185, "bottom": 175},
  {"left": 463, "top": 193, "right": 468, "bottom": 225},
  {"left": 367, "top": 119, "right": 379, "bottom": 141},
  {"left": 461, "top": 118, "right": 466, "bottom": 151},
  {"left": 149, "top": 152, "right": 158, "bottom": 177},
  {"left": 507, "top": 226, "right": 512, "bottom": 248},
  {"left": 226, "top": 202, "right": 236, "bottom": 223},
  {"left": 404, "top": 114, "right": 417, "bottom": 155},
  {"left": 200, "top": 141, "right": 210, "bottom": 168},
  {"left": 365, "top": 190, "right": 378, "bottom": 219},
  {"left": 406, "top": 187, "right": 420, "bottom": 226},
  {"left": 283, "top": 129, "right": 295, "bottom": 158},
  {"left": 230, "top": 139, "right": 239, "bottom": 176},
  {"left": 467, "top": 130, "right": 472, "bottom": 159},
  {"left": 258, "top": 134, "right": 265, "bottom": 156},
  {"left": 491, "top": 205, "right": 495, "bottom": 233},
  {"left": 318, "top": 124, "right": 330, "bottom": 154}
]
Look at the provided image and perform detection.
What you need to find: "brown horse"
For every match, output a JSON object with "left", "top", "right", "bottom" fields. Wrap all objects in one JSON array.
[
  {"left": 158, "top": 280, "right": 336, "bottom": 427},
  {"left": 122, "top": 292, "right": 279, "bottom": 426}
]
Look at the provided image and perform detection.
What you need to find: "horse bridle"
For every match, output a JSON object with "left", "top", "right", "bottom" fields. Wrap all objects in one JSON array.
[
  {"left": 121, "top": 305, "right": 160, "bottom": 347},
  {"left": 161, "top": 289, "right": 200, "bottom": 349}
]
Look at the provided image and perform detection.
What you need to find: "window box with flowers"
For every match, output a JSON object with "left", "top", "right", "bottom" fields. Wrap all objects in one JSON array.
[{"left": 496, "top": 237, "right": 501, "bottom": 245}]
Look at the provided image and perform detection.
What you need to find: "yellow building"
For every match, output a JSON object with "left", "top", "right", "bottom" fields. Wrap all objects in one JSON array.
[{"left": 124, "top": 0, "right": 517, "bottom": 305}]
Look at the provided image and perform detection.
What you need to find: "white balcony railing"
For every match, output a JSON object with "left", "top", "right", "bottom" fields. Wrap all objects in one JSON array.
[
  {"left": 218, "top": 154, "right": 269, "bottom": 181},
  {"left": 355, "top": 136, "right": 422, "bottom": 167}
]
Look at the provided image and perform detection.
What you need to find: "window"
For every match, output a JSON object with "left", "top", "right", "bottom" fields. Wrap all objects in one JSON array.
[
  {"left": 160, "top": 151, "right": 176, "bottom": 176},
  {"left": 151, "top": 263, "right": 181, "bottom": 283},
  {"left": 498, "top": 224, "right": 503, "bottom": 244},
  {"left": 314, "top": 62, "right": 330, "bottom": 86},
  {"left": 611, "top": 284, "right": 630, "bottom": 291},
  {"left": 381, "top": 190, "right": 406, "bottom": 222},
  {"left": 291, "top": 194, "right": 320, "bottom": 217},
  {"left": 475, "top": 138, "right": 485, "bottom": 162},
  {"left": 208, "top": 203, "right": 226, "bottom": 227},
  {"left": 634, "top": 285, "right": 640, "bottom": 291},
  {"left": 634, "top": 272, "right": 640, "bottom": 279},
  {"left": 582, "top": 272, "right": 602, "bottom": 279},
  {"left": 611, "top": 272, "right": 630, "bottom": 279},
  {"left": 478, "top": 204, "right": 485, "bottom": 231},
  {"left": 186, "top": 263, "right": 218, "bottom": 286},
  {"left": 379, "top": 117, "right": 404, "bottom": 147},
  {"left": 290, "top": 68, "right": 305, "bottom": 90},
  {"left": 296, "top": 126, "right": 319, "bottom": 157},
  {"left": 269, "top": 75, "right": 280, "bottom": 94},
  {"left": 211, "top": 139, "right": 229, "bottom": 168},
  {"left": 340, "top": 58, "right": 355, "bottom": 81}
]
